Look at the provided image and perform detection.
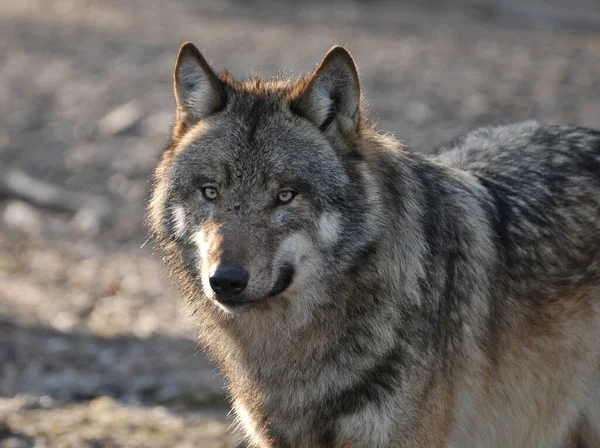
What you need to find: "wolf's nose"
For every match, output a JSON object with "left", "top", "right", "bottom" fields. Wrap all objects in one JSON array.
[{"left": 209, "top": 264, "right": 249, "bottom": 296}]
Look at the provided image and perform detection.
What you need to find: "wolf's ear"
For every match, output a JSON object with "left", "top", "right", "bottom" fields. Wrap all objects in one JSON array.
[
  {"left": 173, "top": 42, "right": 224, "bottom": 130},
  {"left": 295, "top": 46, "right": 361, "bottom": 136}
]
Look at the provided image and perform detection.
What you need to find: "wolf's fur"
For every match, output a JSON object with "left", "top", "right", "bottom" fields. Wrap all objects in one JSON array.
[{"left": 147, "top": 42, "right": 600, "bottom": 447}]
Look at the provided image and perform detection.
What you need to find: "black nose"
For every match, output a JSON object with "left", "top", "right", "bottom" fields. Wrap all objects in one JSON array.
[{"left": 209, "top": 264, "right": 249, "bottom": 296}]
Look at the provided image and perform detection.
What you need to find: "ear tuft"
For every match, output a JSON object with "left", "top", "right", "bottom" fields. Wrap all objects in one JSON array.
[
  {"left": 296, "top": 46, "right": 361, "bottom": 136},
  {"left": 173, "top": 42, "right": 224, "bottom": 128}
]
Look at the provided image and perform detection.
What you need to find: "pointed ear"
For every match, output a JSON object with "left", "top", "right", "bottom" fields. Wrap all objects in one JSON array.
[
  {"left": 173, "top": 42, "right": 225, "bottom": 130},
  {"left": 295, "top": 46, "right": 361, "bottom": 136}
]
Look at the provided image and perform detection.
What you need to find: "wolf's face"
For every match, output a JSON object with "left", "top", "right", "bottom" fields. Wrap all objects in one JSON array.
[{"left": 149, "top": 43, "right": 380, "bottom": 314}]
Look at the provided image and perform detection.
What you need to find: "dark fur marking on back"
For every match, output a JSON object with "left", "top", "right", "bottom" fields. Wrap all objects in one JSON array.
[{"left": 475, "top": 174, "right": 514, "bottom": 262}]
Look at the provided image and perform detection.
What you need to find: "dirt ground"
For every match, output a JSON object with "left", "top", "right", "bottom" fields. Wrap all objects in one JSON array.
[{"left": 1, "top": 0, "right": 600, "bottom": 446}]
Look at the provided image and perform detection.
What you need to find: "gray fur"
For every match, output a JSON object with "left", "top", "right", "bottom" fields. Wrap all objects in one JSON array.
[{"left": 148, "top": 43, "right": 600, "bottom": 447}]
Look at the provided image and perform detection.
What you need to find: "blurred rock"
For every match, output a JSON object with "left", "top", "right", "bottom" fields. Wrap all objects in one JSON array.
[
  {"left": 51, "top": 311, "right": 79, "bottom": 332},
  {"left": 0, "top": 169, "right": 95, "bottom": 214},
  {"left": 69, "top": 198, "right": 110, "bottom": 237},
  {"left": 70, "top": 207, "right": 102, "bottom": 237},
  {"left": 88, "top": 395, "right": 117, "bottom": 411},
  {"left": 141, "top": 110, "right": 174, "bottom": 137},
  {"left": 3, "top": 201, "right": 42, "bottom": 237},
  {"left": 96, "top": 101, "right": 143, "bottom": 137}
]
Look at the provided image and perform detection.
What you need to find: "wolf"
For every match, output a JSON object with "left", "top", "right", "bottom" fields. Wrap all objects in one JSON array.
[{"left": 147, "top": 42, "right": 600, "bottom": 447}]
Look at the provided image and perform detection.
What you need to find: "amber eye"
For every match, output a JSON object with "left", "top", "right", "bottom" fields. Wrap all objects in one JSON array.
[
  {"left": 202, "top": 186, "right": 218, "bottom": 201},
  {"left": 277, "top": 190, "right": 296, "bottom": 204}
]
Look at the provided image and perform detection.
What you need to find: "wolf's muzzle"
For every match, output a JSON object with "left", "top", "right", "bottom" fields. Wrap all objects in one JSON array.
[{"left": 209, "top": 264, "right": 249, "bottom": 296}]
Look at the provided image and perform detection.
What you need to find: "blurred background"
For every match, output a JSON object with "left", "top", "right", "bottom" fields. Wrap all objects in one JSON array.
[{"left": 1, "top": 0, "right": 600, "bottom": 446}]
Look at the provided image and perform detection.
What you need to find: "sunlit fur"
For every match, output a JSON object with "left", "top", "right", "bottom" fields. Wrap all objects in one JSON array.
[{"left": 148, "top": 43, "right": 600, "bottom": 447}]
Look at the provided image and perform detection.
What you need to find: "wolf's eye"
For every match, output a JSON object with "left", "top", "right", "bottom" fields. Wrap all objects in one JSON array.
[
  {"left": 202, "top": 186, "right": 218, "bottom": 201},
  {"left": 277, "top": 190, "right": 296, "bottom": 204}
]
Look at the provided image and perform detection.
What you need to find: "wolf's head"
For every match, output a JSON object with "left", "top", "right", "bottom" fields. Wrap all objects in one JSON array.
[{"left": 148, "top": 43, "right": 383, "bottom": 316}]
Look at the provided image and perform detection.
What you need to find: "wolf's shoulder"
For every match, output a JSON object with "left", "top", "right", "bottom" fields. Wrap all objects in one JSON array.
[
  {"left": 432, "top": 120, "right": 543, "bottom": 157},
  {"left": 431, "top": 120, "right": 600, "bottom": 174}
]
